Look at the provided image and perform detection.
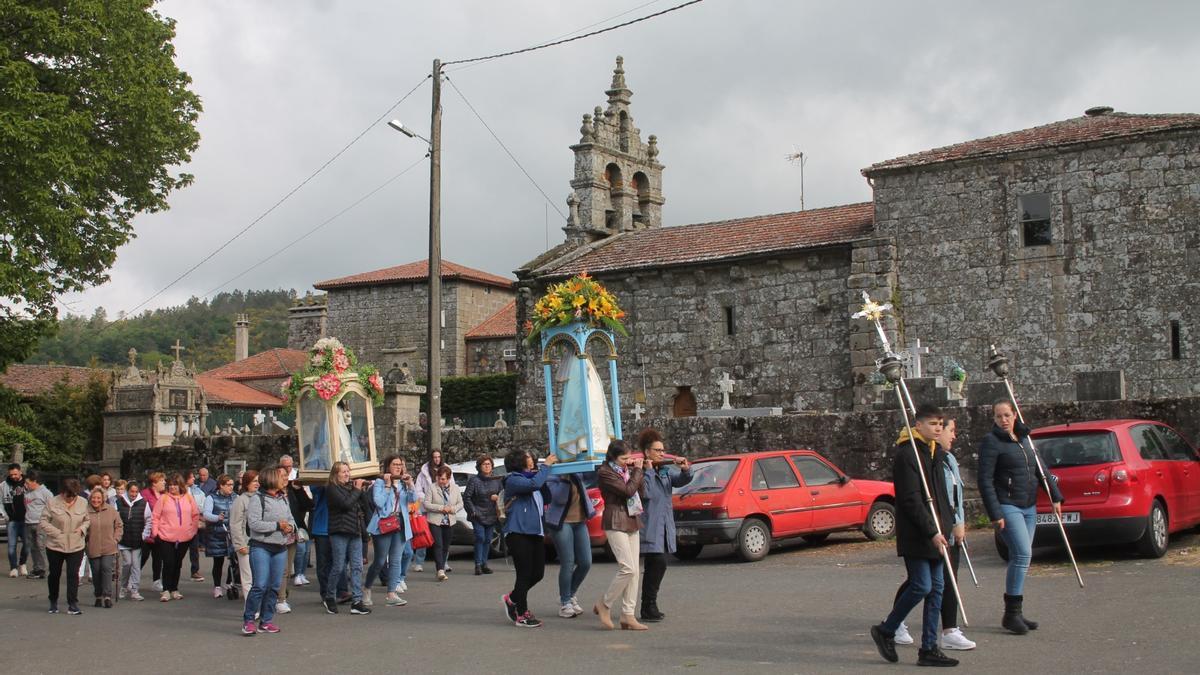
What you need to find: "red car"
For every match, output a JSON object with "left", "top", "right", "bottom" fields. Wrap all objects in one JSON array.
[
  {"left": 672, "top": 449, "right": 897, "bottom": 562},
  {"left": 995, "top": 419, "right": 1200, "bottom": 559}
]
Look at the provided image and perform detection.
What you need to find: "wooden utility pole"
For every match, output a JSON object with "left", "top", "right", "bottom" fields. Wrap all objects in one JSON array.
[{"left": 427, "top": 58, "right": 443, "bottom": 454}]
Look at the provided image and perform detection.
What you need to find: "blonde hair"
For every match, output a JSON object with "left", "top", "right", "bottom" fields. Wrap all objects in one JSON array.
[{"left": 326, "top": 461, "right": 350, "bottom": 487}]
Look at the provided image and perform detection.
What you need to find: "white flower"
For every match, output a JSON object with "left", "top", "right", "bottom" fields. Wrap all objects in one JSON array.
[{"left": 313, "top": 337, "right": 344, "bottom": 352}]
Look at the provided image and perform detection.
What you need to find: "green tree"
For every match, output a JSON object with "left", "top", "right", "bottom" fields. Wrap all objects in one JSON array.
[{"left": 0, "top": 0, "right": 202, "bottom": 370}]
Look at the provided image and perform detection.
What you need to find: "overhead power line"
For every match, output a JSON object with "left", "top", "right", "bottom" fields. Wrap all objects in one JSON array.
[
  {"left": 443, "top": 0, "right": 705, "bottom": 67},
  {"left": 444, "top": 76, "right": 566, "bottom": 220},
  {"left": 118, "top": 75, "right": 431, "bottom": 318}
]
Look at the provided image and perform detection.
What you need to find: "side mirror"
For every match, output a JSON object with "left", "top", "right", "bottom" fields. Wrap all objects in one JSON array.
[{"left": 838, "top": 474, "right": 850, "bottom": 485}]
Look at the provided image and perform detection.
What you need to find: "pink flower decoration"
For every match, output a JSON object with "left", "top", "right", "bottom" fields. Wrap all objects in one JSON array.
[
  {"left": 314, "top": 373, "right": 342, "bottom": 400},
  {"left": 368, "top": 373, "right": 384, "bottom": 393},
  {"left": 333, "top": 348, "right": 350, "bottom": 373}
]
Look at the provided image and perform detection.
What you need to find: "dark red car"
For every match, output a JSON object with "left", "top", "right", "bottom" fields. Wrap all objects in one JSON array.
[
  {"left": 995, "top": 419, "right": 1200, "bottom": 559},
  {"left": 672, "top": 449, "right": 897, "bottom": 562}
]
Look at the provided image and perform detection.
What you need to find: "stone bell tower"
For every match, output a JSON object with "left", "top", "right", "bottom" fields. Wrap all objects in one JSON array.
[{"left": 563, "top": 56, "right": 665, "bottom": 245}]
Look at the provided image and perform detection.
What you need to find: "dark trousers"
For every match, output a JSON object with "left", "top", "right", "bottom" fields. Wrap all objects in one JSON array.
[
  {"left": 141, "top": 541, "right": 163, "bottom": 582},
  {"left": 506, "top": 533, "right": 545, "bottom": 615},
  {"left": 313, "top": 535, "right": 349, "bottom": 598},
  {"left": 894, "top": 543, "right": 961, "bottom": 630},
  {"left": 642, "top": 552, "right": 668, "bottom": 607},
  {"left": 156, "top": 539, "right": 191, "bottom": 592},
  {"left": 47, "top": 549, "right": 84, "bottom": 607},
  {"left": 211, "top": 557, "right": 226, "bottom": 588},
  {"left": 883, "top": 556, "right": 944, "bottom": 650},
  {"left": 430, "top": 524, "right": 453, "bottom": 571},
  {"left": 188, "top": 535, "right": 201, "bottom": 575},
  {"left": 89, "top": 554, "right": 116, "bottom": 599}
]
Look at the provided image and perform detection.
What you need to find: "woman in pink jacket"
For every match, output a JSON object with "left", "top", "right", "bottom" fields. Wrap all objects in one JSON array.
[{"left": 151, "top": 473, "right": 200, "bottom": 602}]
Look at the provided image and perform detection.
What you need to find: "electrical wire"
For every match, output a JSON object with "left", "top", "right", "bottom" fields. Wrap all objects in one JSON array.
[
  {"left": 202, "top": 154, "right": 428, "bottom": 298},
  {"left": 118, "top": 75, "right": 431, "bottom": 318},
  {"left": 444, "top": 76, "right": 566, "bottom": 220},
  {"left": 442, "top": 0, "right": 704, "bottom": 66}
]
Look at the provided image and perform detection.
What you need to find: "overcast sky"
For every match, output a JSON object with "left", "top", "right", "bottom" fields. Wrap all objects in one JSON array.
[{"left": 61, "top": 0, "right": 1200, "bottom": 318}]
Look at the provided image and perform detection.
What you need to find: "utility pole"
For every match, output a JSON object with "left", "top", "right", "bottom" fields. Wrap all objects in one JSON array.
[{"left": 428, "top": 58, "right": 443, "bottom": 454}]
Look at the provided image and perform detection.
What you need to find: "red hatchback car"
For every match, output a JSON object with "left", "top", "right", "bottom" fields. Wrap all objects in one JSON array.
[
  {"left": 996, "top": 419, "right": 1200, "bottom": 559},
  {"left": 672, "top": 449, "right": 897, "bottom": 562}
]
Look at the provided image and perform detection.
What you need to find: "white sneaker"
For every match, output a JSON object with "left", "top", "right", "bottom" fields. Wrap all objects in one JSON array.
[
  {"left": 118, "top": 588, "right": 127, "bottom": 599},
  {"left": 129, "top": 592, "right": 144, "bottom": 601},
  {"left": 297, "top": 574, "right": 310, "bottom": 586},
  {"left": 363, "top": 589, "right": 374, "bottom": 607},
  {"left": 212, "top": 586, "right": 223, "bottom": 598},
  {"left": 570, "top": 596, "right": 584, "bottom": 616},
  {"left": 19, "top": 564, "right": 28, "bottom": 576},
  {"left": 275, "top": 601, "right": 291, "bottom": 614},
  {"left": 894, "top": 622, "right": 914, "bottom": 645},
  {"left": 7, "top": 569, "right": 16, "bottom": 578},
  {"left": 412, "top": 564, "right": 423, "bottom": 573},
  {"left": 153, "top": 579, "right": 163, "bottom": 592},
  {"left": 941, "top": 627, "right": 976, "bottom": 650},
  {"left": 398, "top": 581, "right": 407, "bottom": 593},
  {"left": 559, "top": 603, "right": 576, "bottom": 618}
]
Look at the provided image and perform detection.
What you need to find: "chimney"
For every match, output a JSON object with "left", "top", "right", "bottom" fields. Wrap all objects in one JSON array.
[{"left": 235, "top": 314, "right": 250, "bottom": 361}]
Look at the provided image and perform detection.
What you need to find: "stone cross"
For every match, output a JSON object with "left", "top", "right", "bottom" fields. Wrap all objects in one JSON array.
[
  {"left": 631, "top": 402, "right": 646, "bottom": 421},
  {"left": 171, "top": 339, "right": 185, "bottom": 362},
  {"left": 904, "top": 339, "right": 930, "bottom": 378},
  {"left": 718, "top": 372, "right": 736, "bottom": 410}
]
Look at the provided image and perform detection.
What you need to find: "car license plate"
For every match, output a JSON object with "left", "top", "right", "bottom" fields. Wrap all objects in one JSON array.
[
  {"left": 1037, "top": 512, "right": 1080, "bottom": 525},
  {"left": 676, "top": 527, "right": 697, "bottom": 537}
]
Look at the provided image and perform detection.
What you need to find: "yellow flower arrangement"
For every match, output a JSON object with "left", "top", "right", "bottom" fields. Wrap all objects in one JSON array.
[{"left": 526, "top": 273, "right": 629, "bottom": 343}]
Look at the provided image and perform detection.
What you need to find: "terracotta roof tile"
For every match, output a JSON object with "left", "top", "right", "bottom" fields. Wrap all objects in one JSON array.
[
  {"left": 0, "top": 365, "right": 107, "bottom": 397},
  {"left": 196, "top": 375, "right": 284, "bottom": 408},
  {"left": 200, "top": 348, "right": 308, "bottom": 381},
  {"left": 539, "top": 202, "right": 874, "bottom": 277},
  {"left": 865, "top": 111, "right": 1200, "bottom": 174},
  {"left": 465, "top": 300, "right": 517, "bottom": 340},
  {"left": 314, "top": 259, "right": 514, "bottom": 291}
]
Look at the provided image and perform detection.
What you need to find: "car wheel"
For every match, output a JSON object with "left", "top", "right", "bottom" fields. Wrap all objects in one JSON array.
[
  {"left": 993, "top": 529, "right": 1010, "bottom": 562},
  {"left": 802, "top": 533, "right": 830, "bottom": 545},
  {"left": 1136, "top": 499, "right": 1169, "bottom": 558},
  {"left": 862, "top": 501, "right": 897, "bottom": 541},
  {"left": 736, "top": 518, "right": 771, "bottom": 562},
  {"left": 489, "top": 529, "right": 506, "bottom": 559},
  {"left": 673, "top": 544, "right": 703, "bottom": 560}
]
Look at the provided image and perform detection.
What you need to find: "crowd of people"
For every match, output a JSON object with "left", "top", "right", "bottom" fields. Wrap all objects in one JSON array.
[{"left": 0, "top": 426, "right": 694, "bottom": 635}]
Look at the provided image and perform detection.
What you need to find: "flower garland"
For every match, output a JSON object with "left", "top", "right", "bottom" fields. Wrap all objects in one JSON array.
[
  {"left": 524, "top": 273, "right": 628, "bottom": 344},
  {"left": 282, "top": 337, "right": 385, "bottom": 411}
]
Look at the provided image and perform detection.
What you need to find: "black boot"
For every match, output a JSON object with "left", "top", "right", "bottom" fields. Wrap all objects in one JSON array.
[
  {"left": 1019, "top": 600, "right": 1038, "bottom": 630},
  {"left": 1002, "top": 594, "right": 1029, "bottom": 635},
  {"left": 474, "top": 565, "right": 483, "bottom": 576},
  {"left": 639, "top": 598, "right": 663, "bottom": 622},
  {"left": 917, "top": 647, "right": 960, "bottom": 667}
]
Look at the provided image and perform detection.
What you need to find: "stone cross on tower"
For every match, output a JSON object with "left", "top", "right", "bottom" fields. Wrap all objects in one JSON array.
[
  {"left": 631, "top": 402, "right": 646, "bottom": 421},
  {"left": 903, "top": 339, "right": 930, "bottom": 379},
  {"left": 718, "top": 372, "right": 736, "bottom": 410},
  {"left": 171, "top": 339, "right": 185, "bottom": 362}
]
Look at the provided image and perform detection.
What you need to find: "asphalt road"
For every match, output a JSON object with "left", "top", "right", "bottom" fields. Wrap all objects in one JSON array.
[{"left": 1, "top": 529, "right": 1197, "bottom": 674}]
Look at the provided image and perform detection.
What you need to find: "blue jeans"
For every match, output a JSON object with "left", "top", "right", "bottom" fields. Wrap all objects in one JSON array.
[
  {"left": 548, "top": 522, "right": 592, "bottom": 604},
  {"left": 999, "top": 503, "right": 1037, "bottom": 595},
  {"left": 398, "top": 539, "right": 414, "bottom": 583},
  {"left": 327, "top": 534, "right": 363, "bottom": 601},
  {"left": 883, "top": 556, "right": 944, "bottom": 650},
  {"left": 412, "top": 544, "right": 427, "bottom": 567},
  {"left": 243, "top": 544, "right": 286, "bottom": 623},
  {"left": 7, "top": 521, "right": 26, "bottom": 569},
  {"left": 472, "top": 522, "right": 494, "bottom": 567},
  {"left": 365, "top": 532, "right": 406, "bottom": 592},
  {"left": 293, "top": 538, "right": 309, "bottom": 577}
]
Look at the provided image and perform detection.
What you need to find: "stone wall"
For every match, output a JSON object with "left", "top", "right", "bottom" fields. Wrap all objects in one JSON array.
[
  {"left": 466, "top": 336, "right": 517, "bottom": 375},
  {"left": 868, "top": 129, "right": 1200, "bottom": 403},
  {"left": 453, "top": 284, "right": 515, "bottom": 374},
  {"left": 516, "top": 249, "right": 856, "bottom": 425}
]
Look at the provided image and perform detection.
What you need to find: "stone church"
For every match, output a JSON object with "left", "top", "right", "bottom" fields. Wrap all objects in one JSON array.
[{"left": 514, "top": 57, "right": 1200, "bottom": 424}]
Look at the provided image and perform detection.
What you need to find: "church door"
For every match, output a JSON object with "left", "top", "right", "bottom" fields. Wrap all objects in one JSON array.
[{"left": 672, "top": 386, "right": 697, "bottom": 418}]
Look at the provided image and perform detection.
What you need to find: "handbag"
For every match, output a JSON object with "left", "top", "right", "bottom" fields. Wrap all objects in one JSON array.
[
  {"left": 409, "top": 513, "right": 434, "bottom": 550},
  {"left": 377, "top": 484, "right": 402, "bottom": 534}
]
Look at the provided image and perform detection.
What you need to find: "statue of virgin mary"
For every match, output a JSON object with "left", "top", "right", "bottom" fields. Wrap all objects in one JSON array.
[{"left": 555, "top": 353, "right": 615, "bottom": 462}]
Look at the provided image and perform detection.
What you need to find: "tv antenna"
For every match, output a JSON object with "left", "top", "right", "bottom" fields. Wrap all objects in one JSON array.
[{"left": 785, "top": 147, "right": 807, "bottom": 210}]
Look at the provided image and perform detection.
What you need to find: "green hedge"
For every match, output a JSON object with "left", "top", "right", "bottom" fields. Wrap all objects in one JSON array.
[
  {"left": 418, "top": 373, "right": 517, "bottom": 414},
  {"left": 0, "top": 421, "right": 57, "bottom": 470}
]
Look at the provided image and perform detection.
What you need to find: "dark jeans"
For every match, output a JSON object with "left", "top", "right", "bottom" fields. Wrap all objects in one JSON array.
[
  {"left": 642, "top": 551, "right": 668, "bottom": 608},
  {"left": 6, "top": 521, "right": 26, "bottom": 569},
  {"left": 894, "top": 544, "right": 961, "bottom": 630},
  {"left": 47, "top": 549, "right": 84, "bottom": 607},
  {"left": 506, "top": 533, "right": 545, "bottom": 615},
  {"left": 141, "top": 541, "right": 163, "bottom": 582},
  {"left": 156, "top": 539, "right": 192, "bottom": 592},
  {"left": 188, "top": 535, "right": 201, "bottom": 575},
  {"left": 89, "top": 554, "right": 116, "bottom": 599},
  {"left": 313, "top": 535, "right": 349, "bottom": 598},
  {"left": 472, "top": 522, "right": 494, "bottom": 567},
  {"left": 883, "top": 556, "right": 944, "bottom": 650},
  {"left": 430, "top": 524, "right": 453, "bottom": 571},
  {"left": 211, "top": 556, "right": 226, "bottom": 588}
]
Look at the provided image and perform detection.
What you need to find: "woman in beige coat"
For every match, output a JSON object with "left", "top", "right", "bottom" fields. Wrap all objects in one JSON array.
[
  {"left": 41, "top": 478, "right": 90, "bottom": 615},
  {"left": 422, "top": 465, "right": 463, "bottom": 582},
  {"left": 86, "top": 487, "right": 123, "bottom": 608}
]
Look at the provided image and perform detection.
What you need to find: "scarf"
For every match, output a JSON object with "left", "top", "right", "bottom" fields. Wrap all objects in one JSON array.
[
  {"left": 608, "top": 462, "right": 643, "bottom": 517},
  {"left": 439, "top": 485, "right": 451, "bottom": 525}
]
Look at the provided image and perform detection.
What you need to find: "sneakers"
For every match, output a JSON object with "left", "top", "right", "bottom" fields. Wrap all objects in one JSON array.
[
  {"left": 397, "top": 580, "right": 408, "bottom": 593},
  {"left": 171, "top": 591, "right": 184, "bottom": 600},
  {"left": 559, "top": 603, "right": 577, "bottom": 618},
  {"left": 350, "top": 601, "right": 371, "bottom": 615},
  {"left": 323, "top": 597, "right": 339, "bottom": 614},
  {"left": 481, "top": 565, "right": 493, "bottom": 575},
  {"left": 7, "top": 569, "right": 16, "bottom": 578},
  {"left": 67, "top": 604, "right": 82, "bottom": 615},
  {"left": 118, "top": 588, "right": 127, "bottom": 599},
  {"left": 242, "top": 620, "right": 257, "bottom": 636},
  {"left": 130, "top": 592, "right": 145, "bottom": 602},
  {"left": 28, "top": 571, "right": 46, "bottom": 580},
  {"left": 502, "top": 594, "right": 519, "bottom": 623},
  {"left": 276, "top": 601, "right": 291, "bottom": 614},
  {"left": 894, "top": 621, "right": 915, "bottom": 645},
  {"left": 570, "top": 596, "right": 584, "bottom": 615},
  {"left": 385, "top": 592, "right": 407, "bottom": 606},
  {"left": 412, "top": 564, "right": 423, "bottom": 573},
  {"left": 475, "top": 565, "right": 483, "bottom": 576},
  {"left": 213, "top": 586, "right": 224, "bottom": 599},
  {"left": 940, "top": 628, "right": 976, "bottom": 651},
  {"left": 871, "top": 624, "right": 899, "bottom": 663},
  {"left": 48, "top": 603, "right": 58, "bottom": 614},
  {"left": 445, "top": 565, "right": 452, "bottom": 574},
  {"left": 19, "top": 564, "right": 28, "bottom": 576},
  {"left": 160, "top": 592, "right": 171, "bottom": 602},
  {"left": 917, "top": 647, "right": 959, "bottom": 667},
  {"left": 152, "top": 579, "right": 163, "bottom": 592},
  {"left": 436, "top": 570, "right": 448, "bottom": 582},
  {"left": 103, "top": 597, "right": 113, "bottom": 608},
  {"left": 362, "top": 589, "right": 374, "bottom": 607},
  {"left": 257, "top": 621, "right": 280, "bottom": 634},
  {"left": 293, "top": 574, "right": 309, "bottom": 586},
  {"left": 337, "top": 592, "right": 353, "bottom": 604},
  {"left": 190, "top": 572, "right": 205, "bottom": 582},
  {"left": 515, "top": 611, "right": 543, "bottom": 628}
]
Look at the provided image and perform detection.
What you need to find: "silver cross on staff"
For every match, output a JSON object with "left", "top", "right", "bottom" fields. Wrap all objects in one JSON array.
[{"left": 851, "top": 290, "right": 896, "bottom": 356}]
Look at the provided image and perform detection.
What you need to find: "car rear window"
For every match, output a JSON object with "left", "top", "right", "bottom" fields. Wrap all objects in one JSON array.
[
  {"left": 675, "top": 460, "right": 738, "bottom": 495},
  {"left": 1034, "top": 432, "right": 1121, "bottom": 467}
]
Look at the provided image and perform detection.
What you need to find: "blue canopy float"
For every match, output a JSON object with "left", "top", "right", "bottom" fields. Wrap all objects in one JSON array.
[{"left": 540, "top": 322, "right": 623, "bottom": 475}]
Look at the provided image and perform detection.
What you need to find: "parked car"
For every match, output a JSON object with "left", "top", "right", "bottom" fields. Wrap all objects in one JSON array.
[
  {"left": 993, "top": 419, "right": 1200, "bottom": 559},
  {"left": 673, "top": 449, "right": 896, "bottom": 562}
]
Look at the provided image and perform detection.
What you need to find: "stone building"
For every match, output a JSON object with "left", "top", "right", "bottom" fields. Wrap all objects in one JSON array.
[
  {"left": 515, "top": 58, "right": 1200, "bottom": 425},
  {"left": 464, "top": 300, "right": 519, "bottom": 375},
  {"left": 102, "top": 346, "right": 206, "bottom": 471}
]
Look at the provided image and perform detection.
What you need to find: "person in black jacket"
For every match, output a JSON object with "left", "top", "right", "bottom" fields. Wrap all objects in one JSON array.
[
  {"left": 323, "top": 462, "right": 372, "bottom": 616},
  {"left": 977, "top": 400, "right": 1063, "bottom": 635},
  {"left": 870, "top": 405, "right": 959, "bottom": 668}
]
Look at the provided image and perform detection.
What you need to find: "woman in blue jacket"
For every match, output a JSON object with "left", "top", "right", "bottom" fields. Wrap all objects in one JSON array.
[
  {"left": 202, "top": 475, "right": 235, "bottom": 599},
  {"left": 500, "top": 449, "right": 557, "bottom": 628},
  {"left": 364, "top": 455, "right": 416, "bottom": 607},
  {"left": 544, "top": 470, "right": 596, "bottom": 618},
  {"left": 637, "top": 429, "right": 692, "bottom": 623}
]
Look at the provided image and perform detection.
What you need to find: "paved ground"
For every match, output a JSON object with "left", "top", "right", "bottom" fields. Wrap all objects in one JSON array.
[{"left": 1, "top": 528, "right": 1197, "bottom": 674}]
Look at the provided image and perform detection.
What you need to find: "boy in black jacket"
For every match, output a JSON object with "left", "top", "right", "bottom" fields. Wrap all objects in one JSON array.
[{"left": 871, "top": 405, "right": 959, "bottom": 667}]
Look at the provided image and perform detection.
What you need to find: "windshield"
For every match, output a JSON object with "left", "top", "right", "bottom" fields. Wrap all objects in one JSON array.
[
  {"left": 674, "top": 460, "right": 738, "bottom": 495},
  {"left": 1034, "top": 431, "right": 1121, "bottom": 468}
]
